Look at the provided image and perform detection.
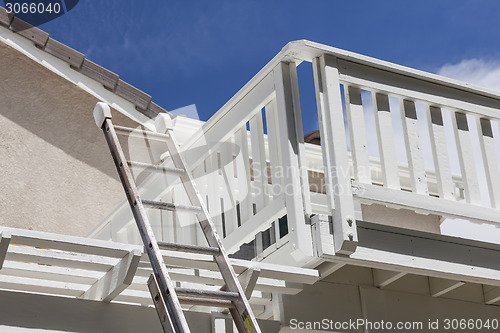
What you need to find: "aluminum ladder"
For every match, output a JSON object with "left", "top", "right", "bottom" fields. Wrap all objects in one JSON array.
[{"left": 93, "top": 103, "right": 261, "bottom": 333}]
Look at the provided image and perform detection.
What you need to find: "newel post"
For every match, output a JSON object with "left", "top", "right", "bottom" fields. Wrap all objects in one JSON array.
[
  {"left": 273, "top": 61, "right": 314, "bottom": 261},
  {"left": 312, "top": 54, "right": 358, "bottom": 255}
]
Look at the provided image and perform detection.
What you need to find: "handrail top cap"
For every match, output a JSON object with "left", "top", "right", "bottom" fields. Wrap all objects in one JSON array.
[
  {"left": 278, "top": 39, "right": 500, "bottom": 101},
  {"left": 93, "top": 102, "right": 112, "bottom": 128}
]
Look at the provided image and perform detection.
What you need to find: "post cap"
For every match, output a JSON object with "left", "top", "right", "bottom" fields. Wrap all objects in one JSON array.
[
  {"left": 154, "top": 113, "right": 173, "bottom": 134},
  {"left": 93, "top": 102, "right": 112, "bottom": 128}
]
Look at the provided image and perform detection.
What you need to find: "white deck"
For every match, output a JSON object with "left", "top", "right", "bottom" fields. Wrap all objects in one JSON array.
[
  {"left": 90, "top": 40, "right": 500, "bottom": 271},
  {"left": 0, "top": 226, "right": 319, "bottom": 321},
  {"left": 3, "top": 18, "right": 500, "bottom": 330}
]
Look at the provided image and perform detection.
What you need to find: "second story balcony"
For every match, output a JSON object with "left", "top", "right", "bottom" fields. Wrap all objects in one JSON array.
[{"left": 89, "top": 40, "right": 500, "bottom": 285}]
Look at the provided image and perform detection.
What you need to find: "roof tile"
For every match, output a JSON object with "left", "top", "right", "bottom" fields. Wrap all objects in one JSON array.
[
  {"left": 79, "top": 59, "right": 119, "bottom": 90},
  {"left": 115, "top": 80, "right": 151, "bottom": 110},
  {"left": 44, "top": 38, "right": 85, "bottom": 69},
  {"left": 0, "top": 13, "right": 163, "bottom": 119},
  {"left": 135, "top": 106, "right": 158, "bottom": 119},
  {"left": 0, "top": 6, "right": 13, "bottom": 28},
  {"left": 148, "top": 101, "right": 170, "bottom": 116},
  {"left": 10, "top": 17, "right": 49, "bottom": 48}
]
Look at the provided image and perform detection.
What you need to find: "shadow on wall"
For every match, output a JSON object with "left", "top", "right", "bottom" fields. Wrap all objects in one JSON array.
[{"left": 0, "top": 42, "right": 139, "bottom": 179}]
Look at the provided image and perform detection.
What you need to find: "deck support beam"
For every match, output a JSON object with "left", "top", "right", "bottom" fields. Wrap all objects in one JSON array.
[
  {"left": 316, "top": 261, "right": 346, "bottom": 279},
  {"left": 80, "top": 249, "right": 142, "bottom": 302},
  {"left": 313, "top": 54, "right": 357, "bottom": 255},
  {"left": 238, "top": 267, "right": 261, "bottom": 299},
  {"left": 373, "top": 269, "right": 406, "bottom": 288},
  {"left": 0, "top": 232, "right": 11, "bottom": 269},
  {"left": 484, "top": 286, "right": 500, "bottom": 305},
  {"left": 429, "top": 277, "right": 464, "bottom": 297}
]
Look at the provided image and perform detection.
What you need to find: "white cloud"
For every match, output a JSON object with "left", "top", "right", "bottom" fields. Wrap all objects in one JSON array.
[{"left": 437, "top": 58, "right": 500, "bottom": 92}]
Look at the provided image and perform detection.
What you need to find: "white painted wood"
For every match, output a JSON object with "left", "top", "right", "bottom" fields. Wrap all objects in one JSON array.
[
  {"left": 373, "top": 92, "right": 400, "bottom": 189},
  {"left": 207, "top": 152, "right": 223, "bottom": 235},
  {"left": 220, "top": 137, "right": 238, "bottom": 236},
  {"left": 184, "top": 73, "right": 276, "bottom": 168},
  {"left": 311, "top": 214, "right": 335, "bottom": 257},
  {"left": 373, "top": 269, "right": 406, "bottom": 288},
  {"left": 0, "top": 28, "right": 153, "bottom": 127},
  {"left": 313, "top": 54, "right": 357, "bottom": 255},
  {"left": 335, "top": 57, "right": 500, "bottom": 119},
  {"left": 192, "top": 165, "right": 208, "bottom": 246},
  {"left": 235, "top": 126, "right": 252, "bottom": 225},
  {"left": 289, "top": 63, "right": 312, "bottom": 215},
  {"left": 117, "top": 288, "right": 271, "bottom": 309},
  {"left": 6, "top": 245, "right": 116, "bottom": 272},
  {"left": 429, "top": 277, "right": 464, "bottom": 297},
  {"left": 484, "top": 286, "right": 500, "bottom": 304},
  {"left": 0, "top": 227, "right": 135, "bottom": 258},
  {"left": 345, "top": 85, "right": 371, "bottom": 184},
  {"left": 273, "top": 61, "right": 313, "bottom": 259},
  {"left": 313, "top": 59, "right": 334, "bottom": 213},
  {"left": 174, "top": 184, "right": 197, "bottom": 246},
  {"left": 451, "top": 112, "right": 481, "bottom": 205},
  {"left": 0, "top": 231, "right": 11, "bottom": 269},
  {"left": 0, "top": 274, "right": 87, "bottom": 297},
  {"left": 425, "top": 106, "right": 454, "bottom": 200},
  {"left": 148, "top": 250, "right": 319, "bottom": 285},
  {"left": 316, "top": 261, "right": 346, "bottom": 278},
  {"left": 352, "top": 182, "right": 500, "bottom": 225},
  {"left": 98, "top": 75, "right": 276, "bottom": 241},
  {"left": 264, "top": 101, "right": 285, "bottom": 248},
  {"left": 80, "top": 249, "right": 141, "bottom": 302},
  {"left": 237, "top": 267, "right": 261, "bottom": 299},
  {"left": 477, "top": 117, "right": 500, "bottom": 208},
  {"left": 223, "top": 195, "right": 286, "bottom": 254},
  {"left": 1, "top": 261, "right": 101, "bottom": 285},
  {"left": 250, "top": 111, "right": 269, "bottom": 212},
  {"left": 264, "top": 101, "right": 283, "bottom": 193},
  {"left": 322, "top": 240, "right": 500, "bottom": 288},
  {"left": 400, "top": 99, "right": 428, "bottom": 195},
  {"left": 133, "top": 268, "right": 303, "bottom": 296}
]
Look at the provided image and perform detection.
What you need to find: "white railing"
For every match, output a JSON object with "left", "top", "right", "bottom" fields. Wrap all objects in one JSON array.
[
  {"left": 91, "top": 40, "right": 500, "bottom": 262},
  {"left": 173, "top": 61, "right": 314, "bottom": 261},
  {"left": 90, "top": 60, "right": 314, "bottom": 262},
  {"left": 308, "top": 42, "right": 500, "bottom": 256}
]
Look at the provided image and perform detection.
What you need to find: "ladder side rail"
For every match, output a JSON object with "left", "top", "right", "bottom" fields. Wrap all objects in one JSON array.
[
  {"left": 165, "top": 133, "right": 262, "bottom": 333},
  {"left": 94, "top": 104, "right": 190, "bottom": 333}
]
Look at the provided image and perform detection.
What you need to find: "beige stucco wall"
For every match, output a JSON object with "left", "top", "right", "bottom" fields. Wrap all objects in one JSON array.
[{"left": 0, "top": 42, "right": 144, "bottom": 236}]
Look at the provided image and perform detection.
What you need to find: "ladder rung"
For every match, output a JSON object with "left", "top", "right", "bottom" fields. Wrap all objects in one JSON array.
[
  {"left": 114, "top": 125, "right": 171, "bottom": 141},
  {"left": 178, "top": 296, "right": 235, "bottom": 308},
  {"left": 157, "top": 242, "right": 220, "bottom": 256},
  {"left": 175, "top": 288, "right": 239, "bottom": 301},
  {"left": 127, "top": 161, "right": 185, "bottom": 175},
  {"left": 142, "top": 200, "right": 202, "bottom": 212}
]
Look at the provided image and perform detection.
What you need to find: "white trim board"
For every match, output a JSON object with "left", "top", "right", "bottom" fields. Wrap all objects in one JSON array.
[
  {"left": 0, "top": 28, "right": 153, "bottom": 129},
  {"left": 318, "top": 221, "right": 500, "bottom": 286}
]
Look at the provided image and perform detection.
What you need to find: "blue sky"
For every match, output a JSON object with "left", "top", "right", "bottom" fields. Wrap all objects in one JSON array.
[{"left": 34, "top": 0, "right": 500, "bottom": 125}]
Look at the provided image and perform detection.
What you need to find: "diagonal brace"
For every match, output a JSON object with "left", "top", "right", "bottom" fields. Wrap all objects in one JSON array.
[
  {"left": 0, "top": 231, "right": 12, "bottom": 269},
  {"left": 79, "top": 248, "right": 141, "bottom": 301}
]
